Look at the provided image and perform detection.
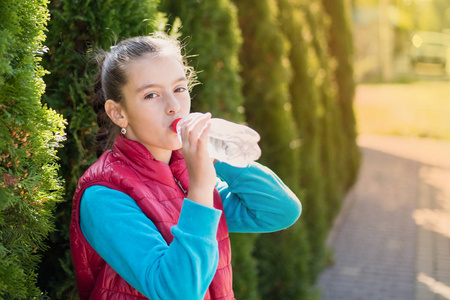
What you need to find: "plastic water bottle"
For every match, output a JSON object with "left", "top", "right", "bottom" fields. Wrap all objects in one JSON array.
[{"left": 173, "top": 113, "right": 262, "bottom": 167}]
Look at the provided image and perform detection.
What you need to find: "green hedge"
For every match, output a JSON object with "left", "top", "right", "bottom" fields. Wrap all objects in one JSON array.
[
  {"left": 321, "top": 0, "right": 361, "bottom": 197},
  {"left": 0, "top": 0, "right": 65, "bottom": 298},
  {"left": 230, "top": 1, "right": 314, "bottom": 299},
  {"left": 278, "top": 0, "right": 330, "bottom": 285},
  {"left": 32, "top": 0, "right": 360, "bottom": 298},
  {"left": 38, "top": 0, "right": 158, "bottom": 297}
]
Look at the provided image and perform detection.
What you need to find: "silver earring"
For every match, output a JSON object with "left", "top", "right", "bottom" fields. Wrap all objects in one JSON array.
[{"left": 121, "top": 127, "right": 127, "bottom": 135}]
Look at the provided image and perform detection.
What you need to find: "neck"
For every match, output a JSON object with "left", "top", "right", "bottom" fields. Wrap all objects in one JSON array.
[{"left": 150, "top": 148, "right": 172, "bottom": 164}]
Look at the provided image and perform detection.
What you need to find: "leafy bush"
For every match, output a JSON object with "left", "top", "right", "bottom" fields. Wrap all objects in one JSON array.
[
  {"left": 231, "top": 0, "right": 314, "bottom": 298},
  {"left": 33, "top": 0, "right": 360, "bottom": 298},
  {"left": 39, "top": 0, "right": 159, "bottom": 297},
  {"left": 0, "top": 0, "right": 65, "bottom": 298}
]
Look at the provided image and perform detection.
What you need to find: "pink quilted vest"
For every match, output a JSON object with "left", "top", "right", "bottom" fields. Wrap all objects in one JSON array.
[{"left": 70, "top": 135, "right": 234, "bottom": 299}]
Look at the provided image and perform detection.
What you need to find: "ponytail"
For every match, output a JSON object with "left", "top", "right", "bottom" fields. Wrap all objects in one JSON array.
[{"left": 92, "top": 52, "right": 120, "bottom": 157}]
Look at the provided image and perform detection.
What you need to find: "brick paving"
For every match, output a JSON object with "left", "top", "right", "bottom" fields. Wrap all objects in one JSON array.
[{"left": 317, "top": 135, "right": 450, "bottom": 300}]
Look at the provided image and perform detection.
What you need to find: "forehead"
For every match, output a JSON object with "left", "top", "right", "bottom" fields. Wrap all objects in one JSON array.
[{"left": 124, "top": 54, "right": 186, "bottom": 87}]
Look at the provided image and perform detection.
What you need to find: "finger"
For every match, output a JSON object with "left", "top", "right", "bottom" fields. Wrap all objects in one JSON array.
[
  {"left": 190, "top": 112, "right": 211, "bottom": 131},
  {"left": 198, "top": 119, "right": 211, "bottom": 141},
  {"left": 197, "top": 121, "right": 211, "bottom": 151},
  {"left": 195, "top": 113, "right": 212, "bottom": 144},
  {"left": 185, "top": 113, "right": 211, "bottom": 146},
  {"left": 196, "top": 113, "right": 212, "bottom": 134}
]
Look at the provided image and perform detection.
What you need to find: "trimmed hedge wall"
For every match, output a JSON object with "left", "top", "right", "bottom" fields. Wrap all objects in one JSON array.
[{"left": 1, "top": 0, "right": 360, "bottom": 298}]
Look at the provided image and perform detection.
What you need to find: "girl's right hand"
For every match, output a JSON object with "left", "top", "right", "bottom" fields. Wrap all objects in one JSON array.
[{"left": 179, "top": 113, "right": 216, "bottom": 208}]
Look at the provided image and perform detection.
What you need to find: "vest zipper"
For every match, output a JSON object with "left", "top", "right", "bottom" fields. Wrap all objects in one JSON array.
[{"left": 174, "top": 177, "right": 187, "bottom": 196}]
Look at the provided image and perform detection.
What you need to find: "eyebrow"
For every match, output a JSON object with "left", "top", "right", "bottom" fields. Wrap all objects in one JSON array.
[{"left": 136, "top": 76, "right": 188, "bottom": 93}]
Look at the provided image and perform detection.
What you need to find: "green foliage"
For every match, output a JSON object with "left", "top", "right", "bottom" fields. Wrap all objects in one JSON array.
[
  {"left": 38, "top": 0, "right": 159, "bottom": 297},
  {"left": 43, "top": 0, "right": 158, "bottom": 196},
  {"left": 231, "top": 0, "right": 315, "bottom": 298},
  {"left": 31, "top": 0, "right": 360, "bottom": 298},
  {"left": 297, "top": 0, "right": 352, "bottom": 280},
  {"left": 284, "top": 0, "right": 359, "bottom": 282},
  {"left": 321, "top": 0, "right": 360, "bottom": 198},
  {"left": 277, "top": 0, "right": 329, "bottom": 282},
  {"left": 232, "top": 0, "right": 299, "bottom": 185},
  {"left": 229, "top": 233, "right": 260, "bottom": 300},
  {"left": 0, "top": 0, "right": 65, "bottom": 298},
  {"left": 255, "top": 221, "right": 313, "bottom": 300},
  {"left": 159, "top": 0, "right": 244, "bottom": 122}
]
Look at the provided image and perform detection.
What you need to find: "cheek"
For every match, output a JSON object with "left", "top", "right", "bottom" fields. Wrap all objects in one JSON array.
[
  {"left": 128, "top": 106, "right": 157, "bottom": 130},
  {"left": 182, "top": 96, "right": 191, "bottom": 112}
]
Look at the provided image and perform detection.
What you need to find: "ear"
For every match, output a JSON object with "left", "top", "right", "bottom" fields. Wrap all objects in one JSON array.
[{"left": 105, "top": 100, "right": 128, "bottom": 128}]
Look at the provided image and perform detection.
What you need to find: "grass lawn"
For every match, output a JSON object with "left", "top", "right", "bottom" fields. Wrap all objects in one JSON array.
[{"left": 354, "top": 82, "right": 450, "bottom": 141}]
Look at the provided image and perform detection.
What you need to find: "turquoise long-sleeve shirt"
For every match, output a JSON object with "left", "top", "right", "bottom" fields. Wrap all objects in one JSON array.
[{"left": 80, "top": 161, "right": 301, "bottom": 300}]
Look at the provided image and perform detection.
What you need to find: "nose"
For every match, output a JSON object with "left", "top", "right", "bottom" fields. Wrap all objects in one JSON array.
[{"left": 165, "top": 92, "right": 180, "bottom": 115}]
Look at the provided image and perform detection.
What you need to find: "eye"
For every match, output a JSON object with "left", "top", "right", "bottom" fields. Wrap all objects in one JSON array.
[
  {"left": 144, "top": 92, "right": 158, "bottom": 100},
  {"left": 174, "top": 86, "right": 187, "bottom": 93}
]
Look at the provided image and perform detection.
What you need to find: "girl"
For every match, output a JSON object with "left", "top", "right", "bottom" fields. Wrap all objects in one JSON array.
[{"left": 70, "top": 32, "right": 301, "bottom": 300}]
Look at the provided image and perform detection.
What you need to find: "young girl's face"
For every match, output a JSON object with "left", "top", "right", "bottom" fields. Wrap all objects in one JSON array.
[{"left": 121, "top": 54, "right": 191, "bottom": 161}]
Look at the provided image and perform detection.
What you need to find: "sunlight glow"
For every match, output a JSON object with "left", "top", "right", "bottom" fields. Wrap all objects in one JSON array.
[
  {"left": 417, "top": 273, "right": 450, "bottom": 299},
  {"left": 413, "top": 166, "right": 450, "bottom": 238},
  {"left": 413, "top": 209, "right": 450, "bottom": 239},
  {"left": 412, "top": 34, "right": 422, "bottom": 48}
]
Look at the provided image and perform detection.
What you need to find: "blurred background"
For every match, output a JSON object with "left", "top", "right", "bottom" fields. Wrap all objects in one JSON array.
[
  {"left": 352, "top": 0, "right": 450, "bottom": 141},
  {"left": 0, "top": 0, "right": 449, "bottom": 299},
  {"left": 320, "top": 1, "right": 450, "bottom": 300},
  {"left": 353, "top": 0, "right": 450, "bottom": 82}
]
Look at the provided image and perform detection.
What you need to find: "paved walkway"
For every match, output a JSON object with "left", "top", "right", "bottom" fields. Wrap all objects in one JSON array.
[{"left": 318, "top": 134, "right": 450, "bottom": 300}]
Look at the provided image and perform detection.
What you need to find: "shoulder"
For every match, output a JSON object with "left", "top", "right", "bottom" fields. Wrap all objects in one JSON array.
[
  {"left": 78, "top": 150, "right": 140, "bottom": 188},
  {"left": 81, "top": 185, "right": 140, "bottom": 216}
]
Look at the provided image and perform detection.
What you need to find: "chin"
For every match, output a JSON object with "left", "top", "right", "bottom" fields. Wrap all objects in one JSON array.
[{"left": 170, "top": 141, "right": 182, "bottom": 151}]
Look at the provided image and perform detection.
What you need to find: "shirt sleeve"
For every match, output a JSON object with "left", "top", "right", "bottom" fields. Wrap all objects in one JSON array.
[
  {"left": 214, "top": 161, "right": 302, "bottom": 233},
  {"left": 80, "top": 185, "right": 222, "bottom": 300}
]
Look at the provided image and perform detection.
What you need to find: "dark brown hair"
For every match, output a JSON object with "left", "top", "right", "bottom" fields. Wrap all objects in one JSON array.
[{"left": 92, "top": 33, "right": 196, "bottom": 157}]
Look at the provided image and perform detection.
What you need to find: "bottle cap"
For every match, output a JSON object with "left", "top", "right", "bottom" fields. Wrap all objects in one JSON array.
[{"left": 172, "top": 118, "right": 182, "bottom": 133}]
